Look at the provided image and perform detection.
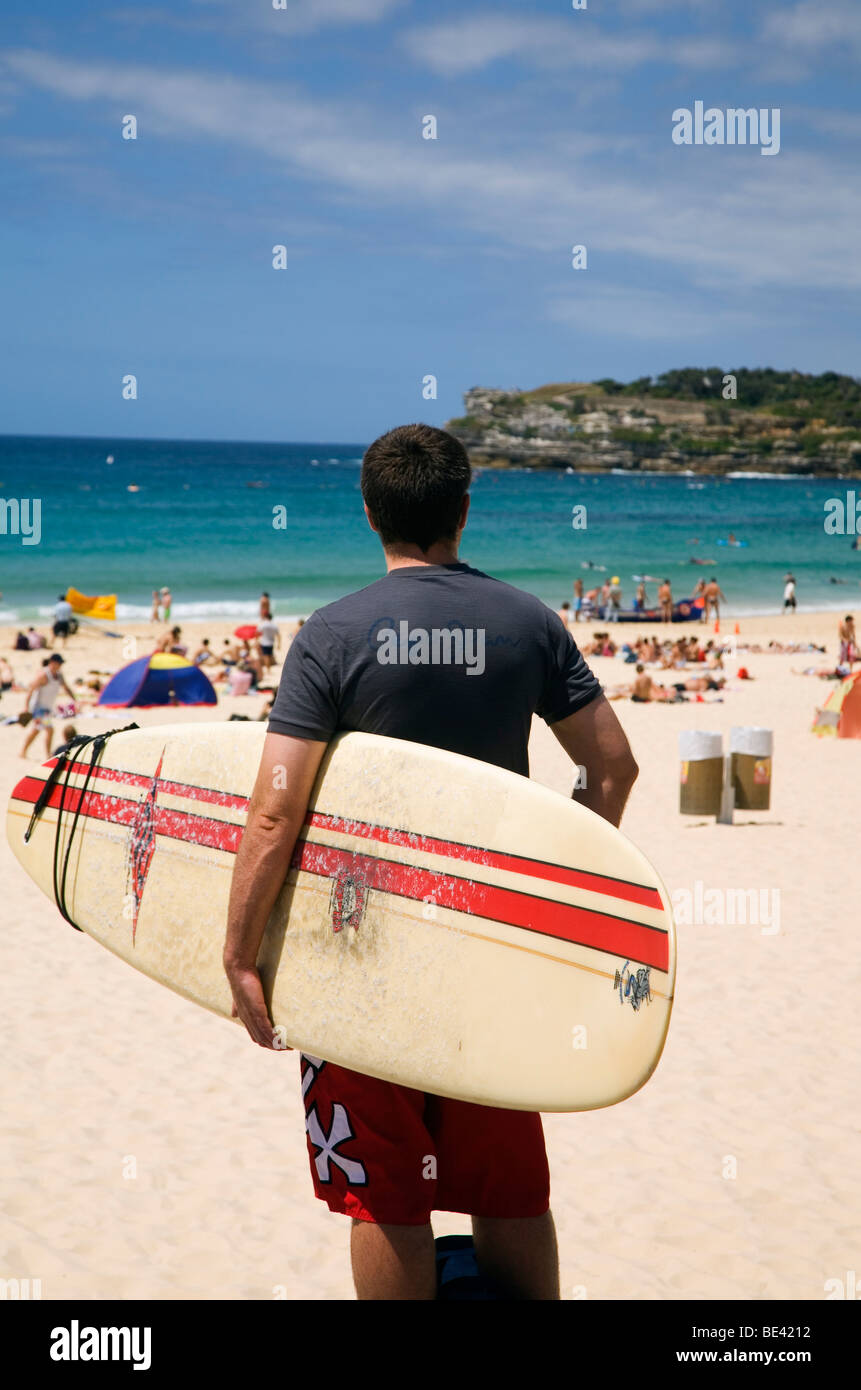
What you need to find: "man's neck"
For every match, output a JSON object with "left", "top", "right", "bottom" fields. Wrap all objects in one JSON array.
[{"left": 383, "top": 544, "right": 460, "bottom": 572}]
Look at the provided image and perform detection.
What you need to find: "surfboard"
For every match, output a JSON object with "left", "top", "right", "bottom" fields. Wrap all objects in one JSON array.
[{"left": 6, "top": 723, "right": 675, "bottom": 1112}]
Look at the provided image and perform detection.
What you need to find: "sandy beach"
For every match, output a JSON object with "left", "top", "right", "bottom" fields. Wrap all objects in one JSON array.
[{"left": 1, "top": 610, "right": 859, "bottom": 1301}]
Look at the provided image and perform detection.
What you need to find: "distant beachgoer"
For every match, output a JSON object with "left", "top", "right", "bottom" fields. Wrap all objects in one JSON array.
[
  {"left": 155, "top": 625, "right": 185, "bottom": 655},
  {"left": 160, "top": 586, "right": 172, "bottom": 620},
  {"left": 151, "top": 590, "right": 161, "bottom": 622},
  {"left": 631, "top": 665, "right": 654, "bottom": 702},
  {"left": 557, "top": 601, "right": 571, "bottom": 629},
  {"left": 257, "top": 616, "right": 281, "bottom": 669},
  {"left": 260, "top": 591, "right": 272, "bottom": 621},
  {"left": 213, "top": 640, "right": 242, "bottom": 682},
  {"left": 193, "top": 639, "right": 216, "bottom": 665},
  {"left": 573, "top": 577, "right": 584, "bottom": 622},
  {"left": 51, "top": 594, "right": 73, "bottom": 649},
  {"left": 21, "top": 654, "right": 75, "bottom": 759},
  {"left": 599, "top": 579, "right": 611, "bottom": 620},
  {"left": 838, "top": 615, "right": 857, "bottom": 665},
  {"left": 27, "top": 626, "right": 46, "bottom": 649},
  {"left": 635, "top": 581, "right": 646, "bottom": 612},
  {"left": 703, "top": 578, "right": 726, "bottom": 623},
  {"left": 690, "top": 579, "right": 707, "bottom": 622},
  {"left": 0, "top": 657, "right": 14, "bottom": 692},
  {"left": 236, "top": 644, "right": 263, "bottom": 688},
  {"left": 53, "top": 722, "right": 79, "bottom": 756},
  {"left": 608, "top": 577, "right": 622, "bottom": 623},
  {"left": 658, "top": 580, "right": 673, "bottom": 625},
  {"left": 14, "top": 631, "right": 30, "bottom": 652},
  {"left": 783, "top": 575, "right": 797, "bottom": 612}
]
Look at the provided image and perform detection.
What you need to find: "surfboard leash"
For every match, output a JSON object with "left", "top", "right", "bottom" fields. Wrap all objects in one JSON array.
[{"left": 24, "top": 724, "right": 140, "bottom": 930}]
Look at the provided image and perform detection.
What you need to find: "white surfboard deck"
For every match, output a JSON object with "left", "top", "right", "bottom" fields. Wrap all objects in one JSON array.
[{"left": 7, "top": 723, "right": 675, "bottom": 1111}]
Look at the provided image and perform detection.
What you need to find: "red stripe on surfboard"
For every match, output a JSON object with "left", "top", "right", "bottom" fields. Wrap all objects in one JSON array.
[
  {"left": 44, "top": 758, "right": 249, "bottom": 812},
  {"left": 40, "top": 759, "right": 661, "bottom": 911},
  {"left": 292, "top": 841, "right": 669, "bottom": 973},
  {"left": 12, "top": 776, "right": 244, "bottom": 854},
  {"left": 13, "top": 776, "right": 667, "bottom": 971},
  {"left": 306, "top": 810, "right": 662, "bottom": 911}
]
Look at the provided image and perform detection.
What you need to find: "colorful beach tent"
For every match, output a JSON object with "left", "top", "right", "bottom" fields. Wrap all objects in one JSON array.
[
  {"left": 66, "top": 586, "right": 117, "bottom": 622},
  {"left": 97, "top": 653, "right": 217, "bottom": 708},
  {"left": 811, "top": 670, "right": 861, "bottom": 739}
]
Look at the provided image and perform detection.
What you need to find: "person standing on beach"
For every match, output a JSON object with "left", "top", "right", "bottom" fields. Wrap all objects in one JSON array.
[
  {"left": 703, "top": 577, "right": 726, "bottom": 624},
  {"left": 635, "top": 581, "right": 647, "bottom": 613},
  {"left": 838, "top": 615, "right": 857, "bottom": 666},
  {"left": 257, "top": 614, "right": 280, "bottom": 670},
  {"left": 658, "top": 579, "right": 673, "bottom": 624},
  {"left": 224, "top": 424, "right": 637, "bottom": 1301},
  {"left": 260, "top": 591, "right": 272, "bottom": 621},
  {"left": 608, "top": 577, "right": 622, "bottom": 622},
  {"left": 692, "top": 579, "right": 706, "bottom": 620},
  {"left": 783, "top": 575, "right": 797, "bottom": 612},
  {"left": 50, "top": 593, "right": 73, "bottom": 649},
  {"left": 151, "top": 590, "right": 161, "bottom": 623},
  {"left": 20, "top": 655, "right": 76, "bottom": 760},
  {"left": 573, "top": 577, "right": 584, "bottom": 621},
  {"left": 160, "top": 586, "right": 172, "bottom": 621}
]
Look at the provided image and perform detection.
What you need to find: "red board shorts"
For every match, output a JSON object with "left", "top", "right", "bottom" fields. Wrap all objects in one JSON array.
[{"left": 300, "top": 1054, "right": 550, "bottom": 1225}]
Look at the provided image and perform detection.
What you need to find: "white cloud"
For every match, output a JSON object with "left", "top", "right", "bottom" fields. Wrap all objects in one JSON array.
[
  {"left": 801, "top": 108, "right": 861, "bottom": 139},
  {"left": 760, "top": 0, "right": 861, "bottom": 53},
  {"left": 400, "top": 11, "right": 743, "bottom": 77},
  {"left": 547, "top": 285, "right": 758, "bottom": 340},
  {"left": 401, "top": 16, "right": 666, "bottom": 77},
  {"left": 3, "top": 50, "right": 860, "bottom": 293},
  {"left": 109, "top": 0, "right": 406, "bottom": 37}
]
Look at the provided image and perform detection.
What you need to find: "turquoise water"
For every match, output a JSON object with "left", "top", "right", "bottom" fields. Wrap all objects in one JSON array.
[{"left": 0, "top": 434, "right": 859, "bottom": 622}]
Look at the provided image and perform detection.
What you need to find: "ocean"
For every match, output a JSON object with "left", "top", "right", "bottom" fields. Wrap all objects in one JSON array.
[{"left": 0, "top": 434, "right": 859, "bottom": 624}]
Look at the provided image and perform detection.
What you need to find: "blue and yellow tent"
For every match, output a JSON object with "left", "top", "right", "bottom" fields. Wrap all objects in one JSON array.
[{"left": 97, "top": 653, "right": 217, "bottom": 708}]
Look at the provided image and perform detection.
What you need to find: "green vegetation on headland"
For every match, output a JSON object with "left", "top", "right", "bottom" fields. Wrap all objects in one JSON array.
[{"left": 444, "top": 369, "right": 861, "bottom": 476}]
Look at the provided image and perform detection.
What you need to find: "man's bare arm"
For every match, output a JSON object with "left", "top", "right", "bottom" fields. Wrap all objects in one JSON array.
[
  {"left": 224, "top": 732, "right": 327, "bottom": 1048},
  {"left": 550, "top": 693, "right": 638, "bottom": 827}
]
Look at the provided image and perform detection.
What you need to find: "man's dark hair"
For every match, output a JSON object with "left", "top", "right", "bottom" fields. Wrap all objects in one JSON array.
[{"left": 361, "top": 424, "right": 471, "bottom": 553}]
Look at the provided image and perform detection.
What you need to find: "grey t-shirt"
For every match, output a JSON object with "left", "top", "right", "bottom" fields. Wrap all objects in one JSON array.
[{"left": 268, "top": 562, "right": 601, "bottom": 776}]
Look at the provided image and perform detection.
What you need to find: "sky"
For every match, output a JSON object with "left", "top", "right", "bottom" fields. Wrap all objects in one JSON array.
[{"left": 1, "top": 0, "right": 859, "bottom": 443}]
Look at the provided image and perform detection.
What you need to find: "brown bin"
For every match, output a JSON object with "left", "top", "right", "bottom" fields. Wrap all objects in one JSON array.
[
  {"left": 730, "top": 727, "right": 773, "bottom": 810},
  {"left": 679, "top": 731, "right": 724, "bottom": 815}
]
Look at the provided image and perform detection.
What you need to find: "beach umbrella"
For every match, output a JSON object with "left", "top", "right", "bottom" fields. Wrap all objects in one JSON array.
[{"left": 811, "top": 670, "right": 861, "bottom": 739}]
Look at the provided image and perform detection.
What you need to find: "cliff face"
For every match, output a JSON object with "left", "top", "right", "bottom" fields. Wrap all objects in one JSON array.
[{"left": 445, "top": 382, "right": 861, "bottom": 476}]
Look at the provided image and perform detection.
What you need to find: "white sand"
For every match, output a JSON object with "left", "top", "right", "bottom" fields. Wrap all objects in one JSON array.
[{"left": 1, "top": 613, "right": 859, "bottom": 1300}]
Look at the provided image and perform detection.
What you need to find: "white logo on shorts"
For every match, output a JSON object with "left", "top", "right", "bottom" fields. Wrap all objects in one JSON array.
[{"left": 305, "top": 1103, "right": 368, "bottom": 1185}]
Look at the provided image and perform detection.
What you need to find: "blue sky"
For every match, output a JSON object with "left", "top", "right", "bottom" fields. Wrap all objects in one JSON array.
[{"left": 1, "top": 0, "right": 859, "bottom": 442}]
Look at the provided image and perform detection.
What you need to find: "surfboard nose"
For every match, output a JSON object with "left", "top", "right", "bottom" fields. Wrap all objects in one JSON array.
[{"left": 7, "top": 764, "right": 51, "bottom": 866}]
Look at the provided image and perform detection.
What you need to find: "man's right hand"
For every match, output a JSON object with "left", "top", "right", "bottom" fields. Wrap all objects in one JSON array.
[{"left": 225, "top": 961, "right": 285, "bottom": 1050}]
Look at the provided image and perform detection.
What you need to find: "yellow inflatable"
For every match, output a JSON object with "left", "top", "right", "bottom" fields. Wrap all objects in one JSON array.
[{"left": 66, "top": 587, "right": 117, "bottom": 622}]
